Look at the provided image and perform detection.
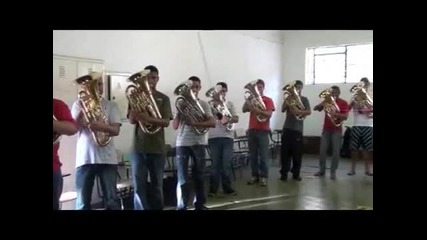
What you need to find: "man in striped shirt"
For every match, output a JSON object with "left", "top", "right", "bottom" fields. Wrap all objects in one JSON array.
[
  {"left": 173, "top": 76, "right": 215, "bottom": 210},
  {"left": 207, "top": 82, "right": 239, "bottom": 197}
]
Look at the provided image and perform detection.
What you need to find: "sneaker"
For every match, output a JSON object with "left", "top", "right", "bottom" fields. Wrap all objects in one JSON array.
[
  {"left": 347, "top": 171, "right": 355, "bottom": 176},
  {"left": 314, "top": 171, "right": 325, "bottom": 177},
  {"left": 224, "top": 190, "right": 237, "bottom": 196},
  {"left": 247, "top": 177, "right": 259, "bottom": 185},
  {"left": 330, "top": 172, "right": 336, "bottom": 180},
  {"left": 260, "top": 178, "right": 267, "bottom": 186},
  {"left": 208, "top": 192, "right": 216, "bottom": 197},
  {"left": 292, "top": 175, "right": 302, "bottom": 181},
  {"left": 195, "top": 205, "right": 209, "bottom": 210}
]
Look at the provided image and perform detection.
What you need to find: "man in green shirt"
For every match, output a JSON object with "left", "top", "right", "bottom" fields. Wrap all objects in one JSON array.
[{"left": 127, "top": 65, "right": 173, "bottom": 210}]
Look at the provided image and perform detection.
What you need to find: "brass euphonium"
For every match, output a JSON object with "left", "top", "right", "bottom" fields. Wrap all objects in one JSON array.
[
  {"left": 350, "top": 81, "right": 373, "bottom": 117},
  {"left": 319, "top": 88, "right": 343, "bottom": 127},
  {"left": 75, "top": 72, "right": 112, "bottom": 147},
  {"left": 53, "top": 115, "right": 61, "bottom": 144},
  {"left": 244, "top": 81, "right": 267, "bottom": 122},
  {"left": 205, "top": 85, "right": 234, "bottom": 131},
  {"left": 125, "top": 69, "right": 163, "bottom": 135},
  {"left": 283, "top": 81, "right": 306, "bottom": 120},
  {"left": 174, "top": 80, "right": 208, "bottom": 135}
]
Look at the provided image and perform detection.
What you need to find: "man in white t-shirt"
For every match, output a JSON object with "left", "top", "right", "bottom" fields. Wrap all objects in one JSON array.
[
  {"left": 348, "top": 78, "right": 373, "bottom": 176},
  {"left": 172, "top": 76, "right": 215, "bottom": 210},
  {"left": 71, "top": 72, "right": 122, "bottom": 210}
]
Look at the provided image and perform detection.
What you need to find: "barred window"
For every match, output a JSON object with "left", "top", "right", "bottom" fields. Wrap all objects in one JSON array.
[{"left": 305, "top": 43, "right": 373, "bottom": 84}]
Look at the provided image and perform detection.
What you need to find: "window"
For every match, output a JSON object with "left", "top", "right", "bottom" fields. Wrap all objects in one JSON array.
[{"left": 305, "top": 43, "right": 373, "bottom": 84}]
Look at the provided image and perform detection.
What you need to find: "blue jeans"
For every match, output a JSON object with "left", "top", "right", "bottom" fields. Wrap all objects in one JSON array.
[
  {"left": 319, "top": 130, "right": 342, "bottom": 173},
  {"left": 53, "top": 170, "right": 63, "bottom": 210},
  {"left": 248, "top": 129, "right": 270, "bottom": 178},
  {"left": 208, "top": 138, "right": 234, "bottom": 193},
  {"left": 130, "top": 152, "right": 166, "bottom": 210},
  {"left": 176, "top": 145, "right": 206, "bottom": 209},
  {"left": 75, "top": 164, "right": 120, "bottom": 210}
]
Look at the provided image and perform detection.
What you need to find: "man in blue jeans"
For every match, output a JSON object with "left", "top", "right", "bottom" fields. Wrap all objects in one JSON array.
[
  {"left": 243, "top": 79, "right": 275, "bottom": 187},
  {"left": 71, "top": 72, "right": 122, "bottom": 210},
  {"left": 207, "top": 82, "right": 239, "bottom": 197},
  {"left": 313, "top": 86, "right": 349, "bottom": 180},
  {"left": 127, "top": 65, "right": 173, "bottom": 210},
  {"left": 173, "top": 76, "right": 215, "bottom": 210}
]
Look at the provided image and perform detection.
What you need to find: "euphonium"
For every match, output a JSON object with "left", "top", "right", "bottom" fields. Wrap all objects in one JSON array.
[
  {"left": 53, "top": 115, "right": 61, "bottom": 145},
  {"left": 244, "top": 81, "right": 267, "bottom": 122},
  {"left": 75, "top": 72, "right": 112, "bottom": 147},
  {"left": 205, "top": 85, "right": 234, "bottom": 131},
  {"left": 174, "top": 80, "right": 208, "bottom": 135},
  {"left": 350, "top": 81, "right": 373, "bottom": 117},
  {"left": 319, "top": 88, "right": 343, "bottom": 127},
  {"left": 125, "top": 69, "right": 163, "bottom": 135},
  {"left": 283, "top": 81, "right": 306, "bottom": 120}
]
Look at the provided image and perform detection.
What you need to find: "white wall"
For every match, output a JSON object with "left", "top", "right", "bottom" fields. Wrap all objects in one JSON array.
[
  {"left": 53, "top": 30, "right": 283, "bottom": 155},
  {"left": 280, "top": 30, "right": 374, "bottom": 136}
]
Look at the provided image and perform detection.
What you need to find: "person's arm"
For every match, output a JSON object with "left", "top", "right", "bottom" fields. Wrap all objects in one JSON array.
[
  {"left": 334, "top": 100, "right": 349, "bottom": 120},
  {"left": 132, "top": 96, "right": 173, "bottom": 128},
  {"left": 281, "top": 100, "right": 289, "bottom": 113},
  {"left": 242, "top": 101, "right": 250, "bottom": 113},
  {"left": 150, "top": 96, "right": 173, "bottom": 127},
  {"left": 313, "top": 102, "right": 324, "bottom": 111},
  {"left": 127, "top": 104, "right": 138, "bottom": 125},
  {"left": 172, "top": 113, "right": 180, "bottom": 130},
  {"left": 359, "top": 108, "right": 374, "bottom": 114},
  {"left": 251, "top": 97, "right": 275, "bottom": 119},
  {"left": 53, "top": 100, "right": 78, "bottom": 136},
  {"left": 87, "top": 102, "right": 121, "bottom": 136},
  {"left": 71, "top": 101, "right": 85, "bottom": 129},
  {"left": 190, "top": 101, "right": 215, "bottom": 128},
  {"left": 300, "top": 97, "right": 311, "bottom": 117}
]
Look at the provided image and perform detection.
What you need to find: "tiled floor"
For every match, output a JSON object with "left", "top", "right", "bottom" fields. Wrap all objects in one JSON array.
[
  {"left": 162, "top": 156, "right": 373, "bottom": 210},
  {"left": 167, "top": 154, "right": 373, "bottom": 210},
  {"left": 60, "top": 154, "right": 373, "bottom": 210}
]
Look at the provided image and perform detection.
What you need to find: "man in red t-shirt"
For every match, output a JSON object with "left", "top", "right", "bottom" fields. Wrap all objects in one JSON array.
[
  {"left": 53, "top": 98, "right": 78, "bottom": 210},
  {"left": 242, "top": 79, "right": 275, "bottom": 186},
  {"left": 313, "top": 86, "right": 349, "bottom": 180}
]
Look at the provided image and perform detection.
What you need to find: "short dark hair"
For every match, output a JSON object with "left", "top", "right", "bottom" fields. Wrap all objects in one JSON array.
[
  {"left": 294, "top": 80, "right": 303, "bottom": 86},
  {"left": 331, "top": 85, "right": 341, "bottom": 94},
  {"left": 144, "top": 65, "right": 159, "bottom": 74},
  {"left": 360, "top": 77, "right": 370, "bottom": 85},
  {"left": 256, "top": 79, "right": 265, "bottom": 87},
  {"left": 189, "top": 76, "right": 201, "bottom": 83},
  {"left": 217, "top": 82, "right": 227, "bottom": 90}
]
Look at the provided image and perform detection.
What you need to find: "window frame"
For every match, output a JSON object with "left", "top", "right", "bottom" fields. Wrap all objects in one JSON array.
[{"left": 306, "top": 42, "right": 373, "bottom": 85}]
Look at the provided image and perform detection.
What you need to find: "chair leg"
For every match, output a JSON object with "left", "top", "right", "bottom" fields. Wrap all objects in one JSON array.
[{"left": 231, "top": 162, "right": 236, "bottom": 181}]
